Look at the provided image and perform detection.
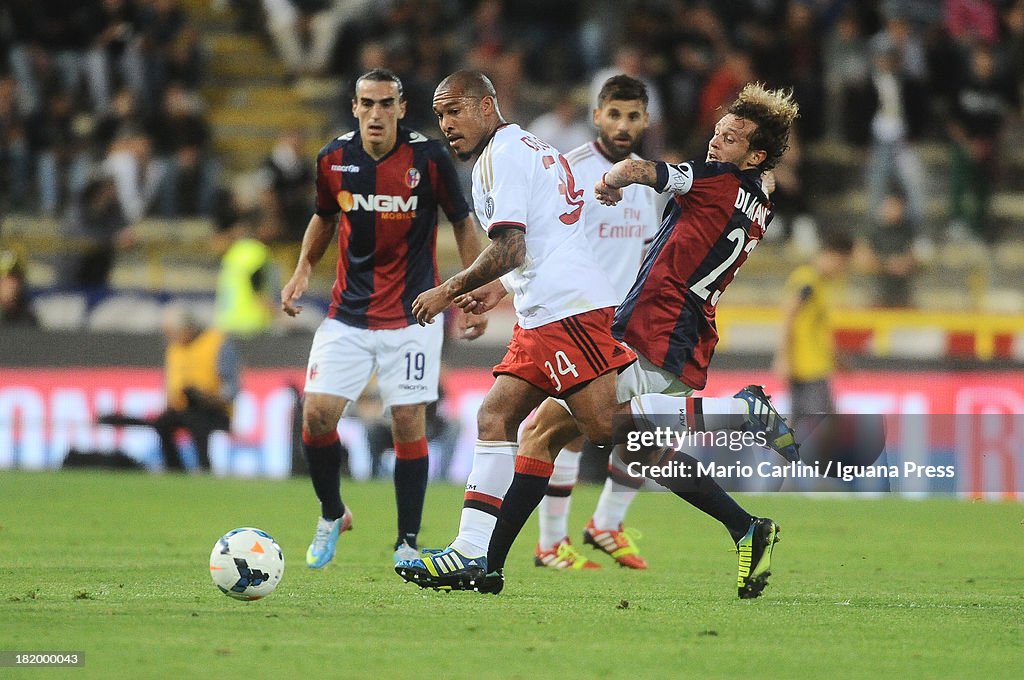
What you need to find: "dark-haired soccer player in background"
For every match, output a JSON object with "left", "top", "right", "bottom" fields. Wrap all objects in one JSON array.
[
  {"left": 534, "top": 75, "right": 660, "bottom": 571},
  {"left": 281, "top": 69, "right": 487, "bottom": 568}
]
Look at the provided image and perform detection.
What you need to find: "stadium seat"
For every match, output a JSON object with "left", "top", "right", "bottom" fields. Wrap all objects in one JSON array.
[
  {"left": 31, "top": 293, "right": 89, "bottom": 330},
  {"left": 87, "top": 295, "right": 165, "bottom": 333}
]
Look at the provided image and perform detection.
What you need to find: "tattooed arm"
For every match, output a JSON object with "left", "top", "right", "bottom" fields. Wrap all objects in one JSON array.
[
  {"left": 411, "top": 227, "right": 526, "bottom": 325},
  {"left": 595, "top": 159, "right": 694, "bottom": 206}
]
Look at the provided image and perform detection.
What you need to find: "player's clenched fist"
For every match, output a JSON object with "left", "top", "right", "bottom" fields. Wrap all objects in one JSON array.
[{"left": 594, "top": 173, "right": 623, "bottom": 206}]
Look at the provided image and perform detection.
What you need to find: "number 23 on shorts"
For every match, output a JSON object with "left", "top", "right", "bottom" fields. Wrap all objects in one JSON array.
[{"left": 544, "top": 350, "right": 579, "bottom": 393}]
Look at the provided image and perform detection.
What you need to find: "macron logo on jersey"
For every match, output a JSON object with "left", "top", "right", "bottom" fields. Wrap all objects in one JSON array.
[
  {"left": 331, "top": 164, "right": 360, "bottom": 172},
  {"left": 337, "top": 190, "right": 418, "bottom": 218}
]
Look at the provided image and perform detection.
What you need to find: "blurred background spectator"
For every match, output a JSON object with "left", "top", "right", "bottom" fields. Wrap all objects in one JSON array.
[
  {"left": 0, "top": 249, "right": 37, "bottom": 326},
  {"left": 62, "top": 172, "right": 137, "bottom": 288},
  {"left": 151, "top": 82, "right": 220, "bottom": 218},
  {"left": 866, "top": 190, "right": 918, "bottom": 308},
  {"left": 214, "top": 214, "right": 278, "bottom": 337},
  {"left": 527, "top": 91, "right": 591, "bottom": 154},
  {"left": 256, "top": 127, "right": 311, "bottom": 243},
  {"left": 946, "top": 42, "right": 1018, "bottom": 244}
]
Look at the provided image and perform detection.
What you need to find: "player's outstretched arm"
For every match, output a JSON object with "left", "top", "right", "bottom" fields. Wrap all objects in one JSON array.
[
  {"left": 411, "top": 227, "right": 525, "bottom": 325},
  {"left": 595, "top": 159, "right": 660, "bottom": 206},
  {"left": 281, "top": 213, "right": 336, "bottom": 317}
]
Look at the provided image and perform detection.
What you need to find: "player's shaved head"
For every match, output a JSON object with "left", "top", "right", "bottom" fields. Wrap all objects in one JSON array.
[
  {"left": 434, "top": 70, "right": 496, "bottom": 101},
  {"left": 433, "top": 70, "right": 504, "bottom": 160}
]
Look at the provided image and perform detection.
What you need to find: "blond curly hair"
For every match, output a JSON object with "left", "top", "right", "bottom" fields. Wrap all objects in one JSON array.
[{"left": 728, "top": 83, "right": 800, "bottom": 170}]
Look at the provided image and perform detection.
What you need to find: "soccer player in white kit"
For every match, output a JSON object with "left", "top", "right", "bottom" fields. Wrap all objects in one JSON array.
[
  {"left": 399, "top": 70, "right": 638, "bottom": 586},
  {"left": 533, "top": 75, "right": 660, "bottom": 571}
]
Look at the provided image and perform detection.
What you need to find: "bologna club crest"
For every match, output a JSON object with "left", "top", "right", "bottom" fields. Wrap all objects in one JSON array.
[{"left": 405, "top": 168, "right": 421, "bottom": 189}]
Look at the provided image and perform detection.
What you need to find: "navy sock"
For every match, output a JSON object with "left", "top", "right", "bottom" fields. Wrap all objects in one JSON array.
[
  {"left": 487, "top": 457, "right": 554, "bottom": 573},
  {"left": 650, "top": 450, "right": 754, "bottom": 543},
  {"left": 393, "top": 438, "right": 429, "bottom": 549},
  {"left": 303, "top": 430, "right": 345, "bottom": 521}
]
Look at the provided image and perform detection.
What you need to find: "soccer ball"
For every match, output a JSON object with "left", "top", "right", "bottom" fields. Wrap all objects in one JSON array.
[{"left": 209, "top": 528, "right": 284, "bottom": 601}]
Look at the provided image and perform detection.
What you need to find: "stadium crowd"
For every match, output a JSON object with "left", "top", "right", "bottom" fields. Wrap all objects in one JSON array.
[{"left": 0, "top": 0, "right": 1021, "bottom": 314}]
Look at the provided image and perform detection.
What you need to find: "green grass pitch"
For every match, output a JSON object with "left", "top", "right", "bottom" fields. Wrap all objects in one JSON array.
[{"left": 2, "top": 470, "right": 1022, "bottom": 679}]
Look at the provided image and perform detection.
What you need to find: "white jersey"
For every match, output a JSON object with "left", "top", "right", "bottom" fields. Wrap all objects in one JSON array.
[
  {"left": 564, "top": 142, "right": 660, "bottom": 301},
  {"left": 472, "top": 124, "right": 618, "bottom": 329}
]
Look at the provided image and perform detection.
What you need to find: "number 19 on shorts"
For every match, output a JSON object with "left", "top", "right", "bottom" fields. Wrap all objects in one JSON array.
[
  {"left": 405, "top": 352, "right": 425, "bottom": 381},
  {"left": 544, "top": 351, "right": 578, "bottom": 393}
]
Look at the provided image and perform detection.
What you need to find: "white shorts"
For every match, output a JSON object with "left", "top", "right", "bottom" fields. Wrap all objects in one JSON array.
[
  {"left": 553, "top": 348, "right": 692, "bottom": 412},
  {"left": 304, "top": 316, "right": 443, "bottom": 409}
]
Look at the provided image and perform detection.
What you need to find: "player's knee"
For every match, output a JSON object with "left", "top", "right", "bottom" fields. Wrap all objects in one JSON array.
[
  {"left": 476, "top": 399, "right": 516, "bottom": 442},
  {"left": 390, "top": 405, "right": 425, "bottom": 440},
  {"left": 302, "top": 401, "right": 340, "bottom": 437}
]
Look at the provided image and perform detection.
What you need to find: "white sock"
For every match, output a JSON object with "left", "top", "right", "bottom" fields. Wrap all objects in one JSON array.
[
  {"left": 537, "top": 448, "right": 581, "bottom": 550},
  {"left": 450, "top": 440, "right": 516, "bottom": 556},
  {"left": 592, "top": 449, "right": 639, "bottom": 530},
  {"left": 629, "top": 393, "right": 748, "bottom": 433},
  {"left": 697, "top": 397, "right": 750, "bottom": 430}
]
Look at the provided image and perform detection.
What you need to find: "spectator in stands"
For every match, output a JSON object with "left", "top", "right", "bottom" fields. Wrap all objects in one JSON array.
[
  {"left": 774, "top": 229, "right": 854, "bottom": 418},
  {"left": 136, "top": 0, "right": 188, "bottom": 108},
  {"left": 26, "top": 89, "right": 91, "bottom": 216},
  {"left": 663, "top": 2, "right": 726, "bottom": 150},
  {"left": 947, "top": 43, "right": 1019, "bottom": 244},
  {"left": 823, "top": 9, "right": 871, "bottom": 142},
  {"left": 214, "top": 215, "right": 279, "bottom": 337},
  {"left": 155, "top": 304, "right": 240, "bottom": 471},
  {"left": 867, "top": 191, "right": 917, "bottom": 307},
  {"left": 0, "top": 251, "right": 38, "bottom": 326},
  {"left": 527, "top": 91, "right": 591, "bottom": 154},
  {"left": 101, "top": 122, "right": 163, "bottom": 222},
  {"left": 163, "top": 24, "right": 205, "bottom": 91},
  {"left": 697, "top": 49, "right": 754, "bottom": 129},
  {"left": 151, "top": 82, "right": 220, "bottom": 217},
  {"left": 92, "top": 0, "right": 146, "bottom": 106},
  {"left": 62, "top": 172, "right": 138, "bottom": 288},
  {"left": 1003, "top": 2, "right": 1024, "bottom": 87},
  {"left": 0, "top": 75, "right": 31, "bottom": 211},
  {"left": 870, "top": 10, "right": 929, "bottom": 81},
  {"left": 92, "top": 87, "right": 153, "bottom": 159},
  {"left": 944, "top": 0, "right": 1000, "bottom": 46},
  {"left": 261, "top": 0, "right": 340, "bottom": 80},
  {"left": 257, "top": 127, "right": 312, "bottom": 242},
  {"left": 7, "top": 0, "right": 110, "bottom": 115},
  {"left": 862, "top": 43, "right": 930, "bottom": 247}
]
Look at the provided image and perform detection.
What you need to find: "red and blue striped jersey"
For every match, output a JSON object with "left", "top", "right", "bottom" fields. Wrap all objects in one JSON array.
[
  {"left": 612, "top": 160, "right": 772, "bottom": 389},
  {"left": 314, "top": 127, "right": 469, "bottom": 329}
]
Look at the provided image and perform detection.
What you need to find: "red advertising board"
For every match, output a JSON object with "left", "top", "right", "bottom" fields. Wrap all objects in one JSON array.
[{"left": 1, "top": 368, "right": 1020, "bottom": 497}]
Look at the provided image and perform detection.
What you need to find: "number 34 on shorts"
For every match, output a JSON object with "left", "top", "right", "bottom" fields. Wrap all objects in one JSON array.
[{"left": 492, "top": 307, "right": 636, "bottom": 396}]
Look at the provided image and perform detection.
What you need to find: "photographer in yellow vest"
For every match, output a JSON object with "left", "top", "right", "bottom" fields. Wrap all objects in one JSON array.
[
  {"left": 155, "top": 305, "right": 241, "bottom": 471},
  {"left": 215, "top": 217, "right": 279, "bottom": 337},
  {"left": 774, "top": 230, "right": 853, "bottom": 417}
]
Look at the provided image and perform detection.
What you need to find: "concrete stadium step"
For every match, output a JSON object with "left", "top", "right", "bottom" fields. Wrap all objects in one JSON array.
[{"left": 205, "top": 85, "right": 302, "bottom": 109}]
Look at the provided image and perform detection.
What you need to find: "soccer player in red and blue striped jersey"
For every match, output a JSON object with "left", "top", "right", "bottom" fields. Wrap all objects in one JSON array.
[{"left": 281, "top": 69, "right": 487, "bottom": 568}]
